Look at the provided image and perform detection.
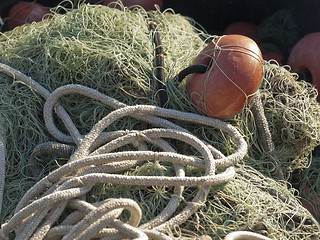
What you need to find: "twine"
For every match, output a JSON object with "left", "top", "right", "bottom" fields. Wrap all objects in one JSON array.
[{"left": 0, "top": 63, "right": 276, "bottom": 240}]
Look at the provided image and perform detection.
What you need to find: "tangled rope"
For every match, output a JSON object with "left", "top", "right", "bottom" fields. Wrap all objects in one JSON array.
[{"left": 0, "top": 63, "right": 275, "bottom": 239}]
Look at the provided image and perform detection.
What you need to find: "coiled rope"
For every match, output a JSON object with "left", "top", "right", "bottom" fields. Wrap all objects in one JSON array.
[{"left": 0, "top": 63, "right": 271, "bottom": 239}]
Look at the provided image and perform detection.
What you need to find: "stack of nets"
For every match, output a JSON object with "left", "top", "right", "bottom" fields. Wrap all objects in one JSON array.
[{"left": 0, "top": 1, "right": 319, "bottom": 239}]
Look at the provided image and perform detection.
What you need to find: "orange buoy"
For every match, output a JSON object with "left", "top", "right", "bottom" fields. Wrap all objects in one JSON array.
[{"left": 186, "top": 35, "right": 263, "bottom": 119}]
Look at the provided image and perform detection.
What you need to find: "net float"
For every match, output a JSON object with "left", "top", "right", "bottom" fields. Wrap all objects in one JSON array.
[{"left": 186, "top": 34, "right": 264, "bottom": 119}]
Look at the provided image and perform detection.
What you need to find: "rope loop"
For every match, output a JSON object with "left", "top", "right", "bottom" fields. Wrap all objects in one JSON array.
[{"left": 0, "top": 64, "right": 248, "bottom": 239}]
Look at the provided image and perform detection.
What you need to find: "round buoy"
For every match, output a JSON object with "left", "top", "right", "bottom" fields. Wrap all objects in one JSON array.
[{"left": 186, "top": 35, "right": 263, "bottom": 119}]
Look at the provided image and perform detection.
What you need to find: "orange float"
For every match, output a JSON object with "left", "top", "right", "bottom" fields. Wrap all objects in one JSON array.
[{"left": 186, "top": 35, "right": 263, "bottom": 119}]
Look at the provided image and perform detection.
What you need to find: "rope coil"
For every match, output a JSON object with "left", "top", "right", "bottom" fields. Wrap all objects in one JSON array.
[{"left": 0, "top": 63, "right": 249, "bottom": 239}]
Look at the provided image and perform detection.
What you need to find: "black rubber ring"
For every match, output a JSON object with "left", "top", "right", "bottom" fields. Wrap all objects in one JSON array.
[{"left": 175, "top": 64, "right": 208, "bottom": 82}]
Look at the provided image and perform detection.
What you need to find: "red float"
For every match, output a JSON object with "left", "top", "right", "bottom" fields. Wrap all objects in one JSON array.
[
  {"left": 186, "top": 35, "right": 263, "bottom": 119},
  {"left": 224, "top": 21, "right": 258, "bottom": 39},
  {"left": 288, "top": 32, "right": 320, "bottom": 102},
  {"left": 8, "top": 1, "right": 51, "bottom": 30},
  {"left": 263, "top": 51, "right": 284, "bottom": 65},
  {"left": 300, "top": 184, "right": 320, "bottom": 222},
  {"left": 102, "top": 0, "right": 163, "bottom": 11}
]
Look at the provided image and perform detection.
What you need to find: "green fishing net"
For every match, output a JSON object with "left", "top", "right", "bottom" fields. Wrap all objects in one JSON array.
[{"left": 0, "top": 2, "right": 319, "bottom": 239}]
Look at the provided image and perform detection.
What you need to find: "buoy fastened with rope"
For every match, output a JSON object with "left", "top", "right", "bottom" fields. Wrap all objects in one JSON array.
[{"left": 185, "top": 34, "right": 263, "bottom": 119}]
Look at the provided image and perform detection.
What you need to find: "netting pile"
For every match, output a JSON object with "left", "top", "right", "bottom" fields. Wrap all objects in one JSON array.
[
  {"left": 233, "top": 63, "right": 320, "bottom": 176},
  {"left": 298, "top": 147, "right": 320, "bottom": 223},
  {"left": 0, "top": 2, "right": 319, "bottom": 239}
]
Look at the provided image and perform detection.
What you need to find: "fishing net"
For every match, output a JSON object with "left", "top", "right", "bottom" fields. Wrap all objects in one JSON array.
[
  {"left": 0, "top": 1, "right": 319, "bottom": 239},
  {"left": 257, "top": 9, "right": 301, "bottom": 59},
  {"left": 298, "top": 147, "right": 320, "bottom": 223}
]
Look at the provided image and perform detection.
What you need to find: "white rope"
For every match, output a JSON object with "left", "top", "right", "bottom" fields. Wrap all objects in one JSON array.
[
  {"left": 224, "top": 231, "right": 272, "bottom": 240},
  {"left": 0, "top": 63, "right": 249, "bottom": 239}
]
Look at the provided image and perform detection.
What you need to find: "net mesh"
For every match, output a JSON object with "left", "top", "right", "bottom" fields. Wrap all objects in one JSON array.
[{"left": 0, "top": 2, "right": 319, "bottom": 239}]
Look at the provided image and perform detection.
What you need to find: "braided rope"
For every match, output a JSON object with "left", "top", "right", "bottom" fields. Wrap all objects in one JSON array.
[
  {"left": 250, "top": 91, "right": 284, "bottom": 180},
  {"left": 0, "top": 63, "right": 269, "bottom": 239}
]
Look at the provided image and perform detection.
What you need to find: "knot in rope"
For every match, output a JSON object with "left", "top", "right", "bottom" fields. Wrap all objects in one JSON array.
[{"left": 131, "top": 130, "right": 151, "bottom": 148}]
